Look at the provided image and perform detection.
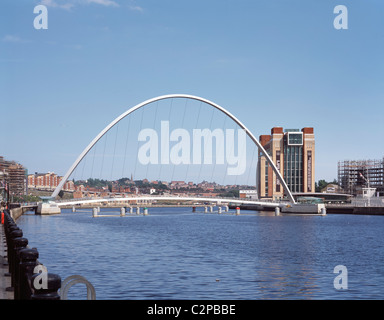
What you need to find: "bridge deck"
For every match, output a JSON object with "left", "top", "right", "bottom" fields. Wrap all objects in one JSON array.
[{"left": 55, "top": 196, "right": 282, "bottom": 208}]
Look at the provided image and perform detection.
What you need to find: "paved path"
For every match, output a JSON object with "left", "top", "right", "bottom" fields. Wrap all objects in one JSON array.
[{"left": 0, "top": 223, "right": 13, "bottom": 300}]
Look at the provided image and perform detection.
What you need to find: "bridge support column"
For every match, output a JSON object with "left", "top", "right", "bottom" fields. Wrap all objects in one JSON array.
[
  {"left": 92, "top": 207, "right": 98, "bottom": 218},
  {"left": 120, "top": 207, "right": 126, "bottom": 217},
  {"left": 36, "top": 202, "right": 61, "bottom": 215}
]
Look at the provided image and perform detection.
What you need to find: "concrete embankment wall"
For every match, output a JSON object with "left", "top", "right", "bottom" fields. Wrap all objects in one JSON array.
[
  {"left": 10, "top": 207, "right": 30, "bottom": 221},
  {"left": 233, "top": 204, "right": 384, "bottom": 215}
]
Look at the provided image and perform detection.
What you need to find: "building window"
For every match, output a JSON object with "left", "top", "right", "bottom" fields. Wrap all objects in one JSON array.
[{"left": 287, "top": 132, "right": 303, "bottom": 146}]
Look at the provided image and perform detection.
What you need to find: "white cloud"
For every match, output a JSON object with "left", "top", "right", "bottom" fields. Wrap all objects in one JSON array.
[
  {"left": 85, "top": 0, "right": 119, "bottom": 7},
  {"left": 40, "top": 0, "right": 120, "bottom": 9},
  {"left": 127, "top": 0, "right": 143, "bottom": 12},
  {"left": 39, "top": 0, "right": 144, "bottom": 11},
  {"left": 128, "top": 5, "right": 143, "bottom": 12},
  {"left": 2, "top": 35, "right": 30, "bottom": 43},
  {"left": 40, "top": 0, "right": 74, "bottom": 10}
]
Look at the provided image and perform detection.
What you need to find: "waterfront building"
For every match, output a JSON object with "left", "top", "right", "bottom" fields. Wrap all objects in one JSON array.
[
  {"left": 257, "top": 127, "right": 315, "bottom": 200},
  {"left": 0, "top": 156, "right": 27, "bottom": 197},
  {"left": 338, "top": 158, "right": 384, "bottom": 196},
  {"left": 239, "top": 189, "right": 258, "bottom": 200},
  {"left": 28, "top": 172, "right": 75, "bottom": 192}
]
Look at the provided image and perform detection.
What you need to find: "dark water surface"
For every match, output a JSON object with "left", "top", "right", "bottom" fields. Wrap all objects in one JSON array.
[{"left": 16, "top": 208, "right": 384, "bottom": 299}]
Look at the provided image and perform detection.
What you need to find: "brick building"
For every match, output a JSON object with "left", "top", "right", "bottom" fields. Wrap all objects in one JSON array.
[
  {"left": 28, "top": 172, "right": 75, "bottom": 192},
  {"left": 258, "top": 127, "right": 315, "bottom": 200}
]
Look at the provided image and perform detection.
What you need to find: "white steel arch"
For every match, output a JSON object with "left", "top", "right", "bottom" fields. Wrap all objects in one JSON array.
[{"left": 51, "top": 94, "right": 295, "bottom": 203}]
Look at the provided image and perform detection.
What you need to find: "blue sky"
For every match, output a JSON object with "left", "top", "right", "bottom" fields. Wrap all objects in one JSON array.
[{"left": 1, "top": 0, "right": 384, "bottom": 184}]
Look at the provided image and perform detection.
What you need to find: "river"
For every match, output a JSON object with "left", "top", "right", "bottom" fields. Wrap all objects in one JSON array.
[{"left": 16, "top": 207, "right": 384, "bottom": 300}]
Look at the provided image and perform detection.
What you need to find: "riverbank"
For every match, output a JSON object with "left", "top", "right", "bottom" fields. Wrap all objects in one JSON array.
[{"left": 232, "top": 204, "right": 384, "bottom": 215}]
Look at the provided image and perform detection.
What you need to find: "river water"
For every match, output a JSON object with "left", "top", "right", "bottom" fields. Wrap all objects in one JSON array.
[{"left": 16, "top": 208, "right": 384, "bottom": 300}]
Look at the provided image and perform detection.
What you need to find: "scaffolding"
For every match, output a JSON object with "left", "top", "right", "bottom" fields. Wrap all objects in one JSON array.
[
  {"left": 0, "top": 156, "right": 27, "bottom": 197},
  {"left": 338, "top": 158, "right": 384, "bottom": 196}
]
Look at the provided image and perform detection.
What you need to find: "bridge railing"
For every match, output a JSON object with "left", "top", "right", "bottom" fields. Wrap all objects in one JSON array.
[{"left": 54, "top": 194, "right": 285, "bottom": 204}]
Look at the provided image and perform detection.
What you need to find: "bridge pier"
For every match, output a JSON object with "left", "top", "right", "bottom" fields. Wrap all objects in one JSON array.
[{"left": 36, "top": 202, "right": 61, "bottom": 215}]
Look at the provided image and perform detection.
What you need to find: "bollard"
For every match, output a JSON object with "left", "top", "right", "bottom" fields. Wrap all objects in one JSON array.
[
  {"left": 12, "top": 237, "right": 29, "bottom": 290},
  {"left": 31, "top": 273, "right": 61, "bottom": 300},
  {"left": 224, "top": 205, "right": 229, "bottom": 212},
  {"left": 275, "top": 207, "right": 280, "bottom": 216},
  {"left": 92, "top": 207, "right": 98, "bottom": 217},
  {"left": 218, "top": 207, "right": 222, "bottom": 214},
  {"left": 120, "top": 207, "right": 126, "bottom": 217},
  {"left": 72, "top": 206, "right": 76, "bottom": 213},
  {"left": 5, "top": 225, "right": 19, "bottom": 248},
  {"left": 210, "top": 206, "right": 213, "bottom": 213},
  {"left": 8, "top": 229, "right": 23, "bottom": 275},
  {"left": 136, "top": 207, "right": 140, "bottom": 215},
  {"left": 235, "top": 207, "right": 240, "bottom": 215},
  {"left": 129, "top": 207, "right": 133, "bottom": 214},
  {"left": 143, "top": 207, "right": 148, "bottom": 215},
  {"left": 17, "top": 248, "right": 39, "bottom": 300},
  {"left": 204, "top": 206, "right": 208, "bottom": 213},
  {"left": 192, "top": 206, "right": 196, "bottom": 212}
]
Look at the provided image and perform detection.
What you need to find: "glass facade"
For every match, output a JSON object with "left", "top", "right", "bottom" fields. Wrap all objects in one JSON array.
[{"left": 283, "top": 143, "right": 303, "bottom": 193}]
